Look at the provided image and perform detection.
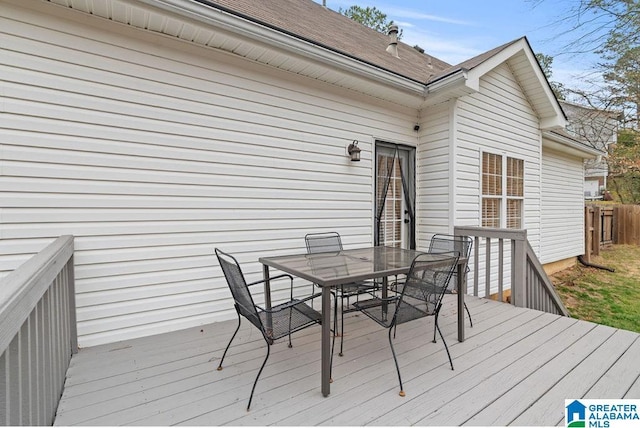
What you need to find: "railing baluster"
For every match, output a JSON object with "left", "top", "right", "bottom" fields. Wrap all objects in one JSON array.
[
  {"left": 498, "top": 238, "right": 504, "bottom": 302},
  {"left": 485, "top": 238, "right": 492, "bottom": 298},
  {"left": 473, "top": 237, "right": 479, "bottom": 297}
]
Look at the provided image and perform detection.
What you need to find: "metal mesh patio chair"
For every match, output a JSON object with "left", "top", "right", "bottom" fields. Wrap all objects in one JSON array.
[
  {"left": 214, "top": 248, "right": 322, "bottom": 411},
  {"left": 353, "top": 251, "right": 459, "bottom": 397},
  {"left": 429, "top": 234, "right": 473, "bottom": 340},
  {"left": 305, "top": 232, "right": 379, "bottom": 357}
]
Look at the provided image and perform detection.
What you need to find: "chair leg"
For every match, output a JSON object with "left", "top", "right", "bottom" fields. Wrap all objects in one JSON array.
[
  {"left": 436, "top": 321, "right": 454, "bottom": 371},
  {"left": 339, "top": 289, "right": 345, "bottom": 357},
  {"left": 432, "top": 301, "right": 471, "bottom": 343},
  {"left": 465, "top": 302, "right": 473, "bottom": 327},
  {"left": 247, "top": 342, "right": 270, "bottom": 411},
  {"left": 334, "top": 290, "right": 339, "bottom": 341},
  {"left": 288, "top": 306, "right": 294, "bottom": 348},
  {"left": 388, "top": 327, "right": 405, "bottom": 397},
  {"left": 217, "top": 312, "right": 241, "bottom": 370},
  {"left": 432, "top": 311, "right": 439, "bottom": 343}
]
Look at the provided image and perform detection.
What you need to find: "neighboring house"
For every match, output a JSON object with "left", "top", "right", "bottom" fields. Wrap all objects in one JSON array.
[
  {"left": 560, "top": 100, "right": 618, "bottom": 200},
  {"left": 0, "top": 0, "right": 600, "bottom": 347}
]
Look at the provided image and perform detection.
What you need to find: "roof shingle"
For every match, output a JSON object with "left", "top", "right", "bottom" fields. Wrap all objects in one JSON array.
[{"left": 199, "top": 0, "right": 451, "bottom": 83}]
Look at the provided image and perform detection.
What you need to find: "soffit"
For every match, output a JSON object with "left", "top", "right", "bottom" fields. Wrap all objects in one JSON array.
[{"left": 45, "top": 0, "right": 428, "bottom": 107}]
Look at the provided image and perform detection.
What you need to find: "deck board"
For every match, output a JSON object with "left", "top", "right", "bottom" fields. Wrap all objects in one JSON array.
[{"left": 54, "top": 296, "right": 640, "bottom": 426}]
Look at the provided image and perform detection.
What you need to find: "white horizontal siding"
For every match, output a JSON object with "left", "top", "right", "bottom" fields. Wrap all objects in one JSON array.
[
  {"left": 0, "top": 2, "right": 417, "bottom": 346},
  {"left": 540, "top": 147, "right": 585, "bottom": 264},
  {"left": 454, "top": 64, "right": 542, "bottom": 296},
  {"left": 416, "top": 101, "right": 453, "bottom": 248},
  {"left": 456, "top": 64, "right": 541, "bottom": 248}
]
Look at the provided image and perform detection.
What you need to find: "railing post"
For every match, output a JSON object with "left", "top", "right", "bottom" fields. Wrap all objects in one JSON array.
[
  {"left": 584, "top": 206, "right": 592, "bottom": 263},
  {"left": 68, "top": 255, "right": 78, "bottom": 354},
  {"left": 593, "top": 205, "right": 602, "bottom": 256},
  {"left": 510, "top": 230, "right": 527, "bottom": 308}
]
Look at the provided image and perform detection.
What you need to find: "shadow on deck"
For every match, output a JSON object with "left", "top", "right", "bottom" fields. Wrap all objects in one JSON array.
[{"left": 55, "top": 296, "right": 640, "bottom": 426}]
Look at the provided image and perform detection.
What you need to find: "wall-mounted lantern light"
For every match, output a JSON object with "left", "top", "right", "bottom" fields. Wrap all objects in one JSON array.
[{"left": 347, "top": 140, "right": 361, "bottom": 161}]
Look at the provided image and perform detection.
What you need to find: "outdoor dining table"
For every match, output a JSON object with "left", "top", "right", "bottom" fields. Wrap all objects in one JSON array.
[{"left": 258, "top": 245, "right": 467, "bottom": 397}]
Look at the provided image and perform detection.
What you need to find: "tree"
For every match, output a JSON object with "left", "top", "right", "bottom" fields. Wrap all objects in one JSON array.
[
  {"left": 530, "top": 0, "right": 640, "bottom": 55},
  {"left": 531, "top": 0, "right": 639, "bottom": 202},
  {"left": 535, "top": 52, "right": 566, "bottom": 99},
  {"left": 531, "top": 0, "right": 639, "bottom": 125},
  {"left": 601, "top": 44, "right": 640, "bottom": 128},
  {"left": 339, "top": 5, "right": 403, "bottom": 39},
  {"left": 607, "top": 128, "right": 640, "bottom": 203}
]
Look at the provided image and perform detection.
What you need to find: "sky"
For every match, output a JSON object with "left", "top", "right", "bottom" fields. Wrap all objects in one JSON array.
[{"left": 318, "top": 0, "right": 609, "bottom": 91}]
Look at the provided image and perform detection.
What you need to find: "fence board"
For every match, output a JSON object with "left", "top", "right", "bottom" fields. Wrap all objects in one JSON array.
[{"left": 585, "top": 205, "right": 640, "bottom": 259}]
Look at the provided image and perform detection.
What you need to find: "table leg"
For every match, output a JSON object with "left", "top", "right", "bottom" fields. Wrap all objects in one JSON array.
[
  {"left": 457, "top": 262, "right": 465, "bottom": 342},
  {"left": 263, "top": 264, "right": 273, "bottom": 333},
  {"left": 381, "top": 276, "right": 388, "bottom": 321},
  {"left": 321, "top": 286, "right": 331, "bottom": 397}
]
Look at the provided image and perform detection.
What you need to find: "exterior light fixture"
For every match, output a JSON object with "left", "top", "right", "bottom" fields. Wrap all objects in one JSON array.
[{"left": 347, "top": 140, "right": 361, "bottom": 161}]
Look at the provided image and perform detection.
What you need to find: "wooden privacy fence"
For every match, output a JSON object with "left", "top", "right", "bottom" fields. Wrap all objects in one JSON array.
[{"left": 585, "top": 204, "right": 640, "bottom": 261}]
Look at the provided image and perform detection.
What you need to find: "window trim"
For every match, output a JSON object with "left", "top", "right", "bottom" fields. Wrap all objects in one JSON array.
[{"left": 480, "top": 150, "right": 525, "bottom": 229}]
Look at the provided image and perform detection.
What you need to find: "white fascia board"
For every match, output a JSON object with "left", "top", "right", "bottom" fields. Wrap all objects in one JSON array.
[
  {"left": 427, "top": 69, "right": 469, "bottom": 93},
  {"left": 421, "top": 69, "right": 474, "bottom": 107},
  {"left": 466, "top": 39, "right": 567, "bottom": 129},
  {"left": 540, "top": 116, "right": 567, "bottom": 131},
  {"left": 463, "top": 42, "right": 528, "bottom": 91},
  {"left": 136, "top": 0, "right": 426, "bottom": 96},
  {"left": 542, "top": 131, "right": 604, "bottom": 159}
]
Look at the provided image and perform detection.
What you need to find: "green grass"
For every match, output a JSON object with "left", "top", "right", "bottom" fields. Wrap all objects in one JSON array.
[{"left": 551, "top": 245, "right": 640, "bottom": 333}]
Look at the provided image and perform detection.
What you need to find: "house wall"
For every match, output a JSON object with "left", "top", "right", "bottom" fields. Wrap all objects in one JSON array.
[
  {"left": 416, "top": 100, "right": 454, "bottom": 247},
  {"left": 540, "top": 146, "right": 585, "bottom": 264},
  {"left": 419, "top": 64, "right": 543, "bottom": 296},
  {"left": 455, "top": 63, "right": 542, "bottom": 246},
  {"left": 0, "top": 2, "right": 418, "bottom": 346}
]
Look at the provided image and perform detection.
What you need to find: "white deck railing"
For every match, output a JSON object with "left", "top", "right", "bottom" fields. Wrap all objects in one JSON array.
[
  {"left": 0, "top": 236, "right": 77, "bottom": 426},
  {"left": 453, "top": 226, "right": 569, "bottom": 316}
]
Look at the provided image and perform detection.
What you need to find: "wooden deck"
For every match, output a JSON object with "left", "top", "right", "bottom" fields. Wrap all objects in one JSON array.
[{"left": 54, "top": 296, "right": 640, "bottom": 426}]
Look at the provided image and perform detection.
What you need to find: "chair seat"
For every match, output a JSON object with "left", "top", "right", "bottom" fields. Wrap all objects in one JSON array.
[
  {"left": 337, "top": 280, "right": 378, "bottom": 297},
  {"left": 259, "top": 299, "right": 322, "bottom": 341},
  {"left": 354, "top": 297, "right": 430, "bottom": 328}
]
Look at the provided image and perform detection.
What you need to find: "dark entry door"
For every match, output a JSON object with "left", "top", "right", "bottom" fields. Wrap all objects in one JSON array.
[{"left": 375, "top": 142, "right": 416, "bottom": 249}]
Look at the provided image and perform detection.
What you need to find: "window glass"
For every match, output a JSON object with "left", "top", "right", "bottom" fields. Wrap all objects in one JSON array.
[
  {"left": 482, "top": 198, "right": 501, "bottom": 228},
  {"left": 507, "top": 199, "right": 522, "bottom": 228},
  {"left": 482, "top": 152, "right": 502, "bottom": 196},
  {"left": 507, "top": 157, "right": 524, "bottom": 197}
]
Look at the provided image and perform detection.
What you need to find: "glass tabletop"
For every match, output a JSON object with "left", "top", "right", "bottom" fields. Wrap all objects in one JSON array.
[{"left": 259, "top": 246, "right": 427, "bottom": 287}]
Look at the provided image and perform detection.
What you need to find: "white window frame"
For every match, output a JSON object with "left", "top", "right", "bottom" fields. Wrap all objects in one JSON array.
[{"left": 480, "top": 150, "right": 525, "bottom": 229}]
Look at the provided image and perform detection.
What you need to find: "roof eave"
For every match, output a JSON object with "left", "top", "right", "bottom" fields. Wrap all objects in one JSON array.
[
  {"left": 542, "top": 131, "right": 604, "bottom": 159},
  {"left": 139, "top": 0, "right": 427, "bottom": 98},
  {"left": 422, "top": 69, "right": 476, "bottom": 107}
]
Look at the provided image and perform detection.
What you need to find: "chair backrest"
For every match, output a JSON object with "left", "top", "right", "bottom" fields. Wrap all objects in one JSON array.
[
  {"left": 429, "top": 234, "right": 472, "bottom": 289},
  {"left": 215, "top": 248, "right": 263, "bottom": 333},
  {"left": 429, "top": 234, "right": 473, "bottom": 260},
  {"left": 305, "top": 232, "right": 343, "bottom": 254},
  {"left": 394, "top": 252, "right": 460, "bottom": 325}
]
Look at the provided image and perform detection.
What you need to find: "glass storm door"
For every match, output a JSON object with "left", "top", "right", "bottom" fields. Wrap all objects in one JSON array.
[{"left": 375, "top": 143, "right": 416, "bottom": 249}]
